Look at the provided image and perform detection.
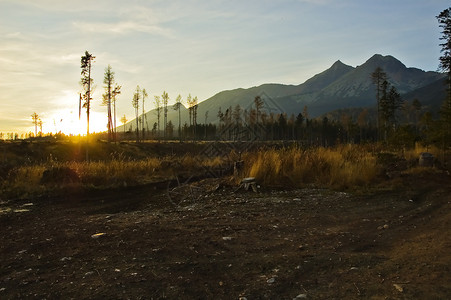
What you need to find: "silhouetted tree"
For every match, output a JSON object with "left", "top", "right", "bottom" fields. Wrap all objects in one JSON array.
[
  {"left": 80, "top": 51, "right": 95, "bottom": 138},
  {"left": 120, "top": 115, "right": 127, "bottom": 136},
  {"left": 437, "top": 7, "right": 451, "bottom": 146},
  {"left": 186, "top": 94, "right": 193, "bottom": 129},
  {"left": 162, "top": 91, "right": 169, "bottom": 138},
  {"left": 371, "top": 67, "right": 388, "bottom": 141},
  {"left": 192, "top": 96, "right": 198, "bottom": 139},
  {"left": 112, "top": 84, "right": 121, "bottom": 141},
  {"left": 379, "top": 81, "right": 402, "bottom": 140},
  {"left": 141, "top": 88, "right": 148, "bottom": 139},
  {"left": 38, "top": 118, "right": 43, "bottom": 136},
  {"left": 357, "top": 108, "right": 369, "bottom": 141},
  {"left": 132, "top": 85, "right": 141, "bottom": 142},
  {"left": 102, "top": 65, "right": 115, "bottom": 141},
  {"left": 295, "top": 112, "right": 304, "bottom": 139},
  {"left": 31, "top": 112, "right": 39, "bottom": 137},
  {"left": 173, "top": 94, "right": 183, "bottom": 139},
  {"left": 154, "top": 96, "right": 161, "bottom": 138},
  {"left": 166, "top": 120, "right": 174, "bottom": 138}
]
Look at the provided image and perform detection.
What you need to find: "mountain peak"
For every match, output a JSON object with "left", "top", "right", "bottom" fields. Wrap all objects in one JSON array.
[
  {"left": 363, "top": 54, "right": 406, "bottom": 70},
  {"left": 332, "top": 59, "right": 344, "bottom": 66},
  {"left": 330, "top": 60, "right": 352, "bottom": 71}
]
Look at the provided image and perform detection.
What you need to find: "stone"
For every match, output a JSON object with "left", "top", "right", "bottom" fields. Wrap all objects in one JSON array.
[
  {"left": 91, "top": 233, "right": 106, "bottom": 239},
  {"left": 267, "top": 277, "right": 275, "bottom": 284},
  {"left": 393, "top": 283, "right": 403, "bottom": 292}
]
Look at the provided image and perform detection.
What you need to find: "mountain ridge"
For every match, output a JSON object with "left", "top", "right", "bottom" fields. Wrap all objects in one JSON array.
[{"left": 119, "top": 54, "right": 446, "bottom": 132}]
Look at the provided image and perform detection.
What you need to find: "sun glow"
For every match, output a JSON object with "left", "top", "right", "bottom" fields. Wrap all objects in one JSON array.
[
  {"left": 41, "top": 91, "right": 111, "bottom": 136},
  {"left": 45, "top": 110, "right": 109, "bottom": 136}
]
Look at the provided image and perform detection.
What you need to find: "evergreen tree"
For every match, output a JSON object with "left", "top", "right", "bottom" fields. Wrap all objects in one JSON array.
[
  {"left": 437, "top": 7, "right": 451, "bottom": 146},
  {"left": 371, "top": 67, "right": 388, "bottom": 141}
]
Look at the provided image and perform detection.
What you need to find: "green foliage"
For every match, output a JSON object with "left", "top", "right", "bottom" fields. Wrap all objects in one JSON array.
[{"left": 437, "top": 7, "right": 451, "bottom": 74}]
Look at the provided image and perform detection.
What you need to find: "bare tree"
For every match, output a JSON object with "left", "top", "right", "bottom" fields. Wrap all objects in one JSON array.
[
  {"left": 154, "top": 96, "right": 161, "bottom": 139},
  {"left": 31, "top": 112, "right": 39, "bottom": 137},
  {"left": 192, "top": 96, "right": 198, "bottom": 139},
  {"left": 112, "top": 84, "right": 121, "bottom": 142},
  {"left": 141, "top": 88, "right": 148, "bottom": 140},
  {"left": 38, "top": 118, "right": 43, "bottom": 137},
  {"left": 173, "top": 94, "right": 182, "bottom": 140},
  {"left": 162, "top": 91, "right": 169, "bottom": 138},
  {"left": 132, "top": 85, "right": 141, "bottom": 142},
  {"left": 102, "top": 65, "right": 115, "bottom": 142},
  {"left": 186, "top": 94, "right": 193, "bottom": 128},
  {"left": 80, "top": 51, "right": 95, "bottom": 138},
  {"left": 120, "top": 115, "right": 128, "bottom": 136}
]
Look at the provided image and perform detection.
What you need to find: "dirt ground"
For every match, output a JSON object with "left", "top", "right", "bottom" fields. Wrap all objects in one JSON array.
[{"left": 1, "top": 172, "right": 450, "bottom": 299}]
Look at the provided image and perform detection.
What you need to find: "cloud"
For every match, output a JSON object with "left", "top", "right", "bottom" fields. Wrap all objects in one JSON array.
[{"left": 72, "top": 20, "right": 173, "bottom": 37}]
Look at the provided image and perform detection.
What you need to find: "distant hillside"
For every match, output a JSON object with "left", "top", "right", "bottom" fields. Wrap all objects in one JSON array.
[
  {"left": 119, "top": 54, "right": 446, "bottom": 132},
  {"left": 278, "top": 54, "right": 445, "bottom": 116}
]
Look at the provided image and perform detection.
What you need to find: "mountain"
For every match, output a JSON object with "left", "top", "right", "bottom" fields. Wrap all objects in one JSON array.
[
  {"left": 277, "top": 54, "right": 445, "bottom": 116},
  {"left": 119, "top": 54, "right": 446, "bottom": 132},
  {"left": 402, "top": 78, "right": 448, "bottom": 114}
]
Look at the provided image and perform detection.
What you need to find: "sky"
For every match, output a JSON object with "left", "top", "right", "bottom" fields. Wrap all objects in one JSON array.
[{"left": 0, "top": 0, "right": 449, "bottom": 135}]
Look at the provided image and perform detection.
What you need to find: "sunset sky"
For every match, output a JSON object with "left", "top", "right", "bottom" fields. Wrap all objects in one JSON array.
[{"left": 0, "top": 0, "right": 449, "bottom": 135}]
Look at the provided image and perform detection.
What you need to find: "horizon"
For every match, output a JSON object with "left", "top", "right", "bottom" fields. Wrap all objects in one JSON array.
[{"left": 1, "top": 0, "right": 449, "bottom": 135}]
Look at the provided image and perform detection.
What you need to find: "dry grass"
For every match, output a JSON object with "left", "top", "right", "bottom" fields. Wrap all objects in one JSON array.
[
  {"left": 1, "top": 154, "right": 228, "bottom": 199},
  {"left": 243, "top": 145, "right": 380, "bottom": 189},
  {"left": 403, "top": 143, "right": 441, "bottom": 162},
  {"left": 4, "top": 141, "right": 446, "bottom": 199}
]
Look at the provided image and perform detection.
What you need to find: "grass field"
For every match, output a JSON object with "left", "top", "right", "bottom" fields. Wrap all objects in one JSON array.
[{"left": 0, "top": 139, "right": 448, "bottom": 199}]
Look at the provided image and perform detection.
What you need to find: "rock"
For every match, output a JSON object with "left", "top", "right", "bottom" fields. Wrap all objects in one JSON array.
[
  {"left": 91, "top": 233, "right": 106, "bottom": 239},
  {"left": 294, "top": 294, "right": 308, "bottom": 299},
  {"left": 267, "top": 277, "right": 275, "bottom": 284},
  {"left": 222, "top": 236, "right": 233, "bottom": 241},
  {"left": 393, "top": 283, "right": 403, "bottom": 292},
  {"left": 377, "top": 224, "right": 389, "bottom": 230},
  {"left": 60, "top": 257, "right": 72, "bottom": 262},
  {"left": 419, "top": 152, "right": 434, "bottom": 167}
]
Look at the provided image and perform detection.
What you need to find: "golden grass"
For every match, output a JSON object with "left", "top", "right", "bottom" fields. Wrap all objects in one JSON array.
[
  {"left": 5, "top": 142, "right": 446, "bottom": 199},
  {"left": 1, "top": 153, "right": 229, "bottom": 199},
  {"left": 403, "top": 143, "right": 441, "bottom": 162},
  {"left": 244, "top": 145, "right": 380, "bottom": 189}
]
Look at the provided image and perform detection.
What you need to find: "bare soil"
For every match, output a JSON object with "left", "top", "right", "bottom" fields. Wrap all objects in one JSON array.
[{"left": 1, "top": 173, "right": 450, "bottom": 299}]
